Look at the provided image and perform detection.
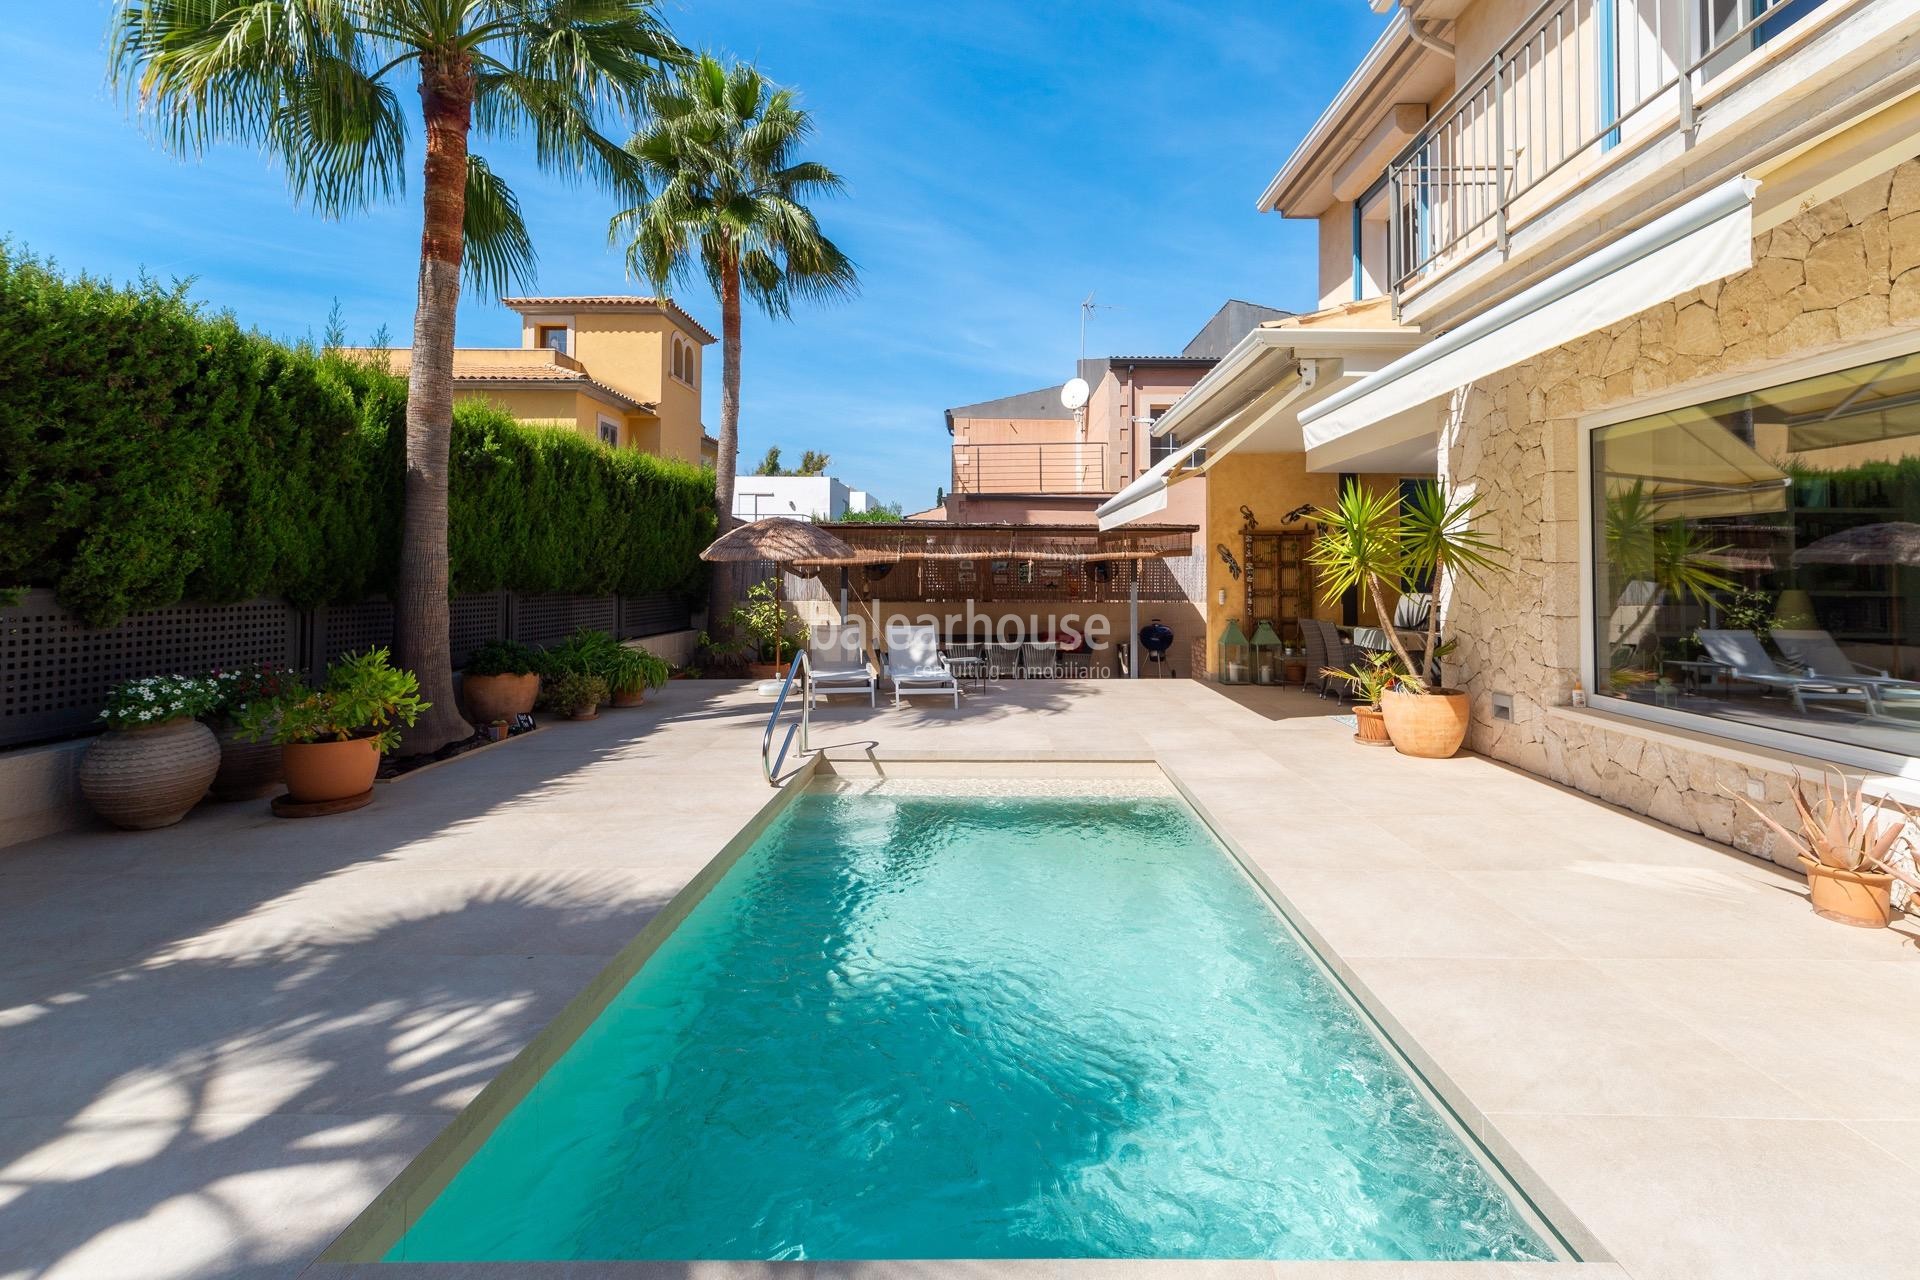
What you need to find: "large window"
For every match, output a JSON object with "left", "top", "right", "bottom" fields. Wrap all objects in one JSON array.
[{"left": 1592, "top": 350, "right": 1920, "bottom": 759}]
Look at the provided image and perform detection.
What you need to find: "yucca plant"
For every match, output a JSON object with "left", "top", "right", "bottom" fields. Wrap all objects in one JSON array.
[{"left": 1307, "top": 481, "right": 1505, "bottom": 691}]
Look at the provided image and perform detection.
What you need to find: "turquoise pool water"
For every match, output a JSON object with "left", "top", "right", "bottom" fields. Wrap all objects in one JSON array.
[{"left": 386, "top": 779, "right": 1554, "bottom": 1262}]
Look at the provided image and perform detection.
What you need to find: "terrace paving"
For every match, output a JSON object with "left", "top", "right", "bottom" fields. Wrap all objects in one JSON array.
[{"left": 0, "top": 679, "right": 1913, "bottom": 1280}]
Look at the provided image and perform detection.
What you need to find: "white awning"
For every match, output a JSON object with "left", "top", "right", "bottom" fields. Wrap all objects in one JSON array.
[
  {"left": 1095, "top": 418, "right": 1229, "bottom": 530},
  {"left": 1299, "top": 176, "right": 1761, "bottom": 447}
]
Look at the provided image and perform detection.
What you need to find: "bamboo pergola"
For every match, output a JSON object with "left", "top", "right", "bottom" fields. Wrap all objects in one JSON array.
[
  {"left": 804, "top": 522, "right": 1200, "bottom": 679},
  {"left": 800, "top": 521, "right": 1197, "bottom": 567}
]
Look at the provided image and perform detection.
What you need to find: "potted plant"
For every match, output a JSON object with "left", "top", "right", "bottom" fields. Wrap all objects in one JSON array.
[
  {"left": 546, "top": 672, "right": 609, "bottom": 720},
  {"left": 605, "top": 644, "right": 670, "bottom": 708},
  {"left": 238, "top": 648, "right": 426, "bottom": 804},
  {"left": 1308, "top": 481, "right": 1505, "bottom": 759},
  {"left": 462, "top": 640, "right": 542, "bottom": 722},
  {"left": 1739, "top": 773, "right": 1920, "bottom": 928},
  {"left": 203, "top": 663, "right": 296, "bottom": 800},
  {"left": 723, "top": 580, "right": 808, "bottom": 679},
  {"left": 80, "top": 675, "right": 221, "bottom": 829},
  {"left": 1323, "top": 650, "right": 1401, "bottom": 746}
]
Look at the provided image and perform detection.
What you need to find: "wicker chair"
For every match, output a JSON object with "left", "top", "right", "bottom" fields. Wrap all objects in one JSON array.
[
  {"left": 1297, "top": 618, "right": 1329, "bottom": 695},
  {"left": 1310, "top": 619, "right": 1367, "bottom": 700}
]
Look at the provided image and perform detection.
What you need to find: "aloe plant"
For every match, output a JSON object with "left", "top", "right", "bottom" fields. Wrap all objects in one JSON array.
[{"left": 1738, "top": 772, "right": 1920, "bottom": 891}]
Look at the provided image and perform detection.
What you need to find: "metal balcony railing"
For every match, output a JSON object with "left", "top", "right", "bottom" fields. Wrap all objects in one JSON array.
[
  {"left": 1386, "top": 0, "right": 1833, "bottom": 304},
  {"left": 951, "top": 442, "right": 1110, "bottom": 496}
]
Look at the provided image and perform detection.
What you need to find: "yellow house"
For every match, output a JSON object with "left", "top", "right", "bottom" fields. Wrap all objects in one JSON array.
[{"left": 348, "top": 295, "right": 718, "bottom": 467}]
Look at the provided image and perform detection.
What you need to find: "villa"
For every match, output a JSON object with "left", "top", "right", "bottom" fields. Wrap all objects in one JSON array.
[
  {"left": 1103, "top": 0, "right": 1920, "bottom": 869},
  {"left": 345, "top": 294, "right": 718, "bottom": 466},
  {"left": 10, "top": 3, "right": 1920, "bottom": 1278}
]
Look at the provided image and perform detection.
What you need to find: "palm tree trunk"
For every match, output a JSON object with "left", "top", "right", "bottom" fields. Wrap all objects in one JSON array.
[
  {"left": 709, "top": 252, "right": 744, "bottom": 626},
  {"left": 1366, "top": 574, "right": 1423, "bottom": 690},
  {"left": 395, "top": 57, "right": 476, "bottom": 753}
]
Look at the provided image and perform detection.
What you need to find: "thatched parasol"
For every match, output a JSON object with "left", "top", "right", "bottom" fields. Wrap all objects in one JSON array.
[
  {"left": 702, "top": 517, "right": 859, "bottom": 566},
  {"left": 700, "top": 519, "right": 860, "bottom": 672},
  {"left": 1791, "top": 522, "right": 1920, "bottom": 567}
]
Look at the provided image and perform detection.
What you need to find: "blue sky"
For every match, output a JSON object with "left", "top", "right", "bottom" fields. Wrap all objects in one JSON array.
[{"left": 0, "top": 2, "right": 1384, "bottom": 510}]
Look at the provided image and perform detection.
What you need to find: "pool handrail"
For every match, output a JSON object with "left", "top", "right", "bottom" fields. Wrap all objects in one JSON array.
[{"left": 762, "top": 648, "right": 812, "bottom": 785}]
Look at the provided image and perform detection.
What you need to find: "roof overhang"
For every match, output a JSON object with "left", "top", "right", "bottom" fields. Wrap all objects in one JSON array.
[
  {"left": 1097, "top": 319, "right": 1425, "bottom": 529},
  {"left": 455, "top": 375, "right": 653, "bottom": 415},
  {"left": 1300, "top": 176, "right": 1761, "bottom": 457},
  {"left": 1257, "top": 13, "right": 1453, "bottom": 218},
  {"left": 500, "top": 296, "right": 717, "bottom": 345}
]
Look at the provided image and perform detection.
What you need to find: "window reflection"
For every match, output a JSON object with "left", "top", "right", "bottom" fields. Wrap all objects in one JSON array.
[{"left": 1592, "top": 351, "right": 1920, "bottom": 757}]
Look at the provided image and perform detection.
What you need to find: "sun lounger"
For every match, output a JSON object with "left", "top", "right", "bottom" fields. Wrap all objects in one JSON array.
[
  {"left": 1771, "top": 628, "right": 1920, "bottom": 713},
  {"left": 805, "top": 627, "right": 876, "bottom": 708},
  {"left": 1696, "top": 629, "right": 1875, "bottom": 715},
  {"left": 885, "top": 623, "right": 959, "bottom": 708}
]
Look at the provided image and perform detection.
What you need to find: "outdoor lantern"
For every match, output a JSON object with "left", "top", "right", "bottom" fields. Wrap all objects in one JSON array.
[
  {"left": 1218, "top": 620, "right": 1250, "bottom": 685},
  {"left": 1250, "top": 620, "right": 1282, "bottom": 685}
]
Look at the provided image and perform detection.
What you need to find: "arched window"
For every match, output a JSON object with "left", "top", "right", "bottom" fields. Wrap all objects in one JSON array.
[
  {"left": 683, "top": 340, "right": 696, "bottom": 387},
  {"left": 671, "top": 339, "right": 683, "bottom": 381}
]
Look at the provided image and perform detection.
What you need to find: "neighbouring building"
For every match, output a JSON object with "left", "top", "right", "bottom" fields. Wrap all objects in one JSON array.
[
  {"left": 943, "top": 300, "right": 1290, "bottom": 670},
  {"left": 1106, "top": 0, "right": 1920, "bottom": 866},
  {"left": 344, "top": 295, "right": 718, "bottom": 467},
  {"left": 732, "top": 474, "right": 875, "bottom": 523}
]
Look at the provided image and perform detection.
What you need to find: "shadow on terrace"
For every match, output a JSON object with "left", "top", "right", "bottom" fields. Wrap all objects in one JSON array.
[{"left": 0, "top": 680, "right": 795, "bottom": 1278}]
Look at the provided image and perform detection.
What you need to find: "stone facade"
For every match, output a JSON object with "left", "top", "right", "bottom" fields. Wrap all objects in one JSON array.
[{"left": 1440, "top": 155, "right": 1920, "bottom": 870}]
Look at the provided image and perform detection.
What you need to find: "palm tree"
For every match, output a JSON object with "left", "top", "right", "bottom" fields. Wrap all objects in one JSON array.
[
  {"left": 610, "top": 54, "right": 857, "bottom": 618},
  {"left": 112, "top": 1, "right": 683, "bottom": 752}
]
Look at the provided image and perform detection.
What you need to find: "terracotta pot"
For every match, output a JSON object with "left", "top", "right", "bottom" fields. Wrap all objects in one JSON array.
[
  {"left": 1353, "top": 704, "right": 1393, "bottom": 746},
  {"left": 1284, "top": 661, "right": 1306, "bottom": 686},
  {"left": 80, "top": 718, "right": 220, "bottom": 830},
  {"left": 281, "top": 738, "right": 380, "bottom": 805},
  {"left": 1381, "top": 688, "right": 1471, "bottom": 759},
  {"left": 1798, "top": 856, "right": 1896, "bottom": 928},
  {"left": 565, "top": 705, "right": 600, "bottom": 721},
  {"left": 208, "top": 720, "right": 283, "bottom": 801},
  {"left": 611, "top": 688, "right": 647, "bottom": 708},
  {"left": 464, "top": 672, "right": 539, "bottom": 722}
]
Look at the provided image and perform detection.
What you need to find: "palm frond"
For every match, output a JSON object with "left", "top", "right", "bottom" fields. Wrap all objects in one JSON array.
[
  {"left": 607, "top": 51, "right": 856, "bottom": 316},
  {"left": 461, "top": 155, "right": 537, "bottom": 294},
  {"left": 1307, "top": 483, "right": 1408, "bottom": 604},
  {"left": 1399, "top": 480, "right": 1505, "bottom": 592}
]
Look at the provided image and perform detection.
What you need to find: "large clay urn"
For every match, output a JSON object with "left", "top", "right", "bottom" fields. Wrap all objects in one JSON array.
[
  {"left": 80, "top": 718, "right": 220, "bottom": 829},
  {"left": 1380, "top": 689, "right": 1472, "bottom": 759},
  {"left": 463, "top": 673, "right": 539, "bottom": 722}
]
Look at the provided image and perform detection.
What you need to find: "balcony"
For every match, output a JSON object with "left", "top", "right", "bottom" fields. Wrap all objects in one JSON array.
[
  {"left": 950, "top": 442, "right": 1110, "bottom": 497},
  {"left": 1386, "top": 0, "right": 1833, "bottom": 307}
]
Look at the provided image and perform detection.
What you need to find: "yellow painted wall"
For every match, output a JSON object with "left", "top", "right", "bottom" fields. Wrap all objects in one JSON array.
[
  {"left": 1201, "top": 453, "right": 1413, "bottom": 672},
  {"left": 520, "top": 309, "right": 709, "bottom": 465}
]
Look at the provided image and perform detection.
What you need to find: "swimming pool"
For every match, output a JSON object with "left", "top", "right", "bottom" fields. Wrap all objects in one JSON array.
[{"left": 372, "top": 773, "right": 1556, "bottom": 1262}]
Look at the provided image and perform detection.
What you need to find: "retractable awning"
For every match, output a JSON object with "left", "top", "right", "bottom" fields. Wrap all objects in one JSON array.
[
  {"left": 1095, "top": 417, "right": 1230, "bottom": 530},
  {"left": 1299, "top": 176, "right": 1761, "bottom": 448}
]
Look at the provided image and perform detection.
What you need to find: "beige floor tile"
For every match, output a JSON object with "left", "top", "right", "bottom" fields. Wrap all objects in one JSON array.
[
  {"left": 1346, "top": 956, "right": 1822, "bottom": 1119},
  {"left": 1256, "top": 867, "right": 1576, "bottom": 959},
  {"left": 1597, "top": 958, "right": 1920, "bottom": 1120},
  {"left": 1481, "top": 1114, "right": 1918, "bottom": 1280}
]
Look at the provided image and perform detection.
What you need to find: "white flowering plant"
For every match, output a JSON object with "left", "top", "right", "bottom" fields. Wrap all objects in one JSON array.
[{"left": 99, "top": 675, "right": 218, "bottom": 731}]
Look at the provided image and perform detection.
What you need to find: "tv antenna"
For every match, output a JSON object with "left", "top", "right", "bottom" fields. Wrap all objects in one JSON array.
[{"left": 1079, "top": 292, "right": 1121, "bottom": 361}]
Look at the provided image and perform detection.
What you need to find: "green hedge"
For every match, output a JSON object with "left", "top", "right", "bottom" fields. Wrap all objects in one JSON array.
[{"left": 0, "top": 249, "right": 714, "bottom": 626}]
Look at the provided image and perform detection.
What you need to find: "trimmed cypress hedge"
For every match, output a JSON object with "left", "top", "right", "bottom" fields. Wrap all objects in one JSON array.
[{"left": 0, "top": 249, "right": 714, "bottom": 627}]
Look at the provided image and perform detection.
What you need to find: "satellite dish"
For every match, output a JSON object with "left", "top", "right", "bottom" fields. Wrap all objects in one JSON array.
[{"left": 1060, "top": 377, "right": 1090, "bottom": 410}]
